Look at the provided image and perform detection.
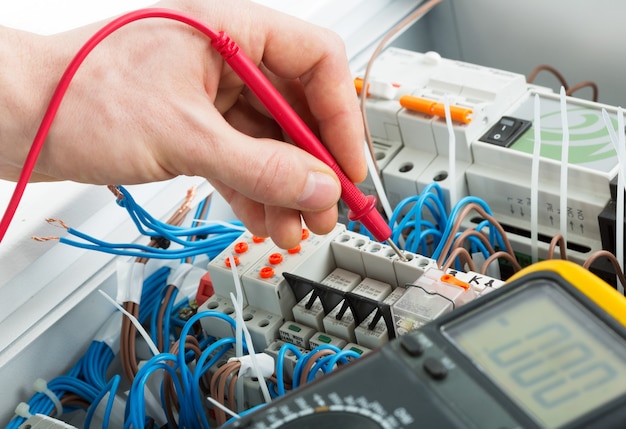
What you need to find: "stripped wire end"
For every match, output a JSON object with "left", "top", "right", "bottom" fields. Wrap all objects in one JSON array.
[
  {"left": 107, "top": 185, "right": 124, "bottom": 201},
  {"left": 45, "top": 218, "right": 70, "bottom": 229},
  {"left": 32, "top": 235, "right": 60, "bottom": 242}
]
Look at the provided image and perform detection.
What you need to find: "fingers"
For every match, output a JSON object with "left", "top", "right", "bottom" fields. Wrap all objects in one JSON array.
[{"left": 257, "top": 9, "right": 367, "bottom": 183}]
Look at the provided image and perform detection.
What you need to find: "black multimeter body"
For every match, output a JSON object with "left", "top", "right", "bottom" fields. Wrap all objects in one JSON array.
[{"left": 227, "top": 261, "right": 626, "bottom": 429}]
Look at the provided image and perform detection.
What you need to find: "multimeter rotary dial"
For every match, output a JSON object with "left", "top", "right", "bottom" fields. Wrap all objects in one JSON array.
[{"left": 230, "top": 393, "right": 415, "bottom": 429}]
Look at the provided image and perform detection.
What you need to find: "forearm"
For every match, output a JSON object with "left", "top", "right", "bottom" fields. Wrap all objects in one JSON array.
[{"left": 0, "top": 25, "right": 66, "bottom": 181}]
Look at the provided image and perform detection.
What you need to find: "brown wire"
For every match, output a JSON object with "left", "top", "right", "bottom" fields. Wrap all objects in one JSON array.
[
  {"left": 547, "top": 233, "right": 568, "bottom": 260},
  {"left": 157, "top": 285, "right": 176, "bottom": 352},
  {"left": 436, "top": 203, "right": 517, "bottom": 270},
  {"left": 210, "top": 361, "right": 242, "bottom": 426},
  {"left": 360, "top": 0, "right": 443, "bottom": 178},
  {"left": 527, "top": 64, "right": 569, "bottom": 89},
  {"left": 481, "top": 251, "right": 522, "bottom": 275},
  {"left": 299, "top": 349, "right": 338, "bottom": 386},
  {"left": 583, "top": 250, "right": 626, "bottom": 292},
  {"left": 120, "top": 301, "right": 140, "bottom": 382},
  {"left": 566, "top": 81, "right": 599, "bottom": 102},
  {"left": 440, "top": 247, "right": 476, "bottom": 273}
]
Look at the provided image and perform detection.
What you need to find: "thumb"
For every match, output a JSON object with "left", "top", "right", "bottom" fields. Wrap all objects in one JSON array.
[{"left": 196, "top": 129, "right": 342, "bottom": 212}]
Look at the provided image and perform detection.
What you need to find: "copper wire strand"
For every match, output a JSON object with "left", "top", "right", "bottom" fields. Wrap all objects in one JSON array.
[
  {"left": 360, "top": 0, "right": 443, "bottom": 178},
  {"left": 583, "top": 250, "right": 626, "bottom": 291},
  {"left": 527, "top": 64, "right": 569, "bottom": 89},
  {"left": 566, "top": 81, "right": 599, "bottom": 102},
  {"left": 481, "top": 251, "right": 522, "bottom": 275},
  {"left": 440, "top": 247, "right": 477, "bottom": 273},
  {"left": 299, "top": 349, "right": 338, "bottom": 386},
  {"left": 32, "top": 235, "right": 60, "bottom": 242},
  {"left": 547, "top": 233, "right": 568, "bottom": 260},
  {"left": 436, "top": 203, "right": 517, "bottom": 270}
]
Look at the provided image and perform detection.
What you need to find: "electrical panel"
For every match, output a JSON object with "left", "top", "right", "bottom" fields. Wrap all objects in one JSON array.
[{"left": 2, "top": 1, "right": 626, "bottom": 428}]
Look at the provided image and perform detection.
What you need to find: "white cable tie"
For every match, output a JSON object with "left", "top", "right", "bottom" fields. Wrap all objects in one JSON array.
[
  {"left": 228, "top": 286, "right": 272, "bottom": 404},
  {"left": 115, "top": 261, "right": 145, "bottom": 304},
  {"left": 228, "top": 255, "right": 246, "bottom": 412},
  {"left": 530, "top": 94, "right": 541, "bottom": 263},
  {"left": 228, "top": 353, "right": 275, "bottom": 379},
  {"left": 98, "top": 290, "right": 160, "bottom": 356},
  {"left": 559, "top": 86, "right": 569, "bottom": 247},
  {"left": 206, "top": 397, "right": 240, "bottom": 420},
  {"left": 443, "top": 94, "right": 457, "bottom": 209},
  {"left": 15, "top": 402, "right": 33, "bottom": 419},
  {"left": 93, "top": 312, "right": 123, "bottom": 355},
  {"left": 167, "top": 263, "right": 194, "bottom": 289},
  {"left": 33, "top": 378, "right": 63, "bottom": 417}
]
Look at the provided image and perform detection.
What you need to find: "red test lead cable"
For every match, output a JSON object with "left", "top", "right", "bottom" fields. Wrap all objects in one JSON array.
[{"left": 0, "top": 8, "right": 404, "bottom": 260}]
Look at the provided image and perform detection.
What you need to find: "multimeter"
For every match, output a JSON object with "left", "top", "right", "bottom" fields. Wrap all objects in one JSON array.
[{"left": 227, "top": 260, "right": 626, "bottom": 429}]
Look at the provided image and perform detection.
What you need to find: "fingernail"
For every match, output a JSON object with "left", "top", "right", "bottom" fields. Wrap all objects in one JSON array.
[{"left": 297, "top": 171, "right": 340, "bottom": 209}]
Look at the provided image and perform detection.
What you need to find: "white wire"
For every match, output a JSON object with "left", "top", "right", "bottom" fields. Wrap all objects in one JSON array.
[
  {"left": 531, "top": 94, "right": 541, "bottom": 263},
  {"left": 559, "top": 87, "right": 569, "bottom": 248}
]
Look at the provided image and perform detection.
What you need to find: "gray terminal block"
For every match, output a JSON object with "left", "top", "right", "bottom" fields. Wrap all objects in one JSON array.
[
  {"left": 323, "top": 277, "right": 392, "bottom": 343},
  {"left": 292, "top": 267, "right": 362, "bottom": 332},
  {"left": 355, "top": 285, "right": 407, "bottom": 349},
  {"left": 241, "top": 224, "right": 346, "bottom": 319},
  {"left": 206, "top": 231, "right": 276, "bottom": 307}
]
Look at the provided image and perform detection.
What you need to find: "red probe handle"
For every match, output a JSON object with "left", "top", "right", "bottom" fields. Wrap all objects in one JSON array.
[{"left": 212, "top": 33, "right": 392, "bottom": 242}]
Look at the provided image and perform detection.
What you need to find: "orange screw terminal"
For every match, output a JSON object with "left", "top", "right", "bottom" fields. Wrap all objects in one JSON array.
[
  {"left": 252, "top": 235, "right": 266, "bottom": 243},
  {"left": 268, "top": 252, "right": 284, "bottom": 265},
  {"left": 234, "top": 241, "right": 249, "bottom": 254},
  {"left": 440, "top": 274, "right": 471, "bottom": 290},
  {"left": 399, "top": 95, "right": 473, "bottom": 124},
  {"left": 301, "top": 229, "right": 310, "bottom": 241},
  {"left": 259, "top": 266, "right": 274, "bottom": 279},
  {"left": 288, "top": 244, "right": 302, "bottom": 254},
  {"left": 224, "top": 255, "right": 240, "bottom": 268}
]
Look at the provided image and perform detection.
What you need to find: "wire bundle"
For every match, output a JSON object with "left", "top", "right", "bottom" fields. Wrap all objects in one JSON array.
[{"left": 43, "top": 185, "right": 244, "bottom": 260}]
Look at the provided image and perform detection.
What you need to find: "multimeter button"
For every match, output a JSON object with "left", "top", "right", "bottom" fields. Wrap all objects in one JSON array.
[
  {"left": 423, "top": 357, "right": 448, "bottom": 380},
  {"left": 400, "top": 335, "right": 424, "bottom": 357}
]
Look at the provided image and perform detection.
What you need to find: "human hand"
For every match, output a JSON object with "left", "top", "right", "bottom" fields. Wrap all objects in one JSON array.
[{"left": 0, "top": 0, "right": 366, "bottom": 249}]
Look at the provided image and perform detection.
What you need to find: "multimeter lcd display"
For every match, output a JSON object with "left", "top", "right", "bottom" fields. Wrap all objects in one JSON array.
[{"left": 444, "top": 280, "right": 626, "bottom": 428}]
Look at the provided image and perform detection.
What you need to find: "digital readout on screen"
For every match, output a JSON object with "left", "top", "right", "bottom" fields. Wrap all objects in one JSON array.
[{"left": 444, "top": 280, "right": 626, "bottom": 428}]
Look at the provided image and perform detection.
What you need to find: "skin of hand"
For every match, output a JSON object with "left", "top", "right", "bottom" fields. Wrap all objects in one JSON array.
[{"left": 0, "top": 0, "right": 366, "bottom": 249}]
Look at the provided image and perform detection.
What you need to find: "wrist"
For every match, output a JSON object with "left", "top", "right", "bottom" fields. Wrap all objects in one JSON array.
[{"left": 0, "top": 26, "right": 67, "bottom": 180}]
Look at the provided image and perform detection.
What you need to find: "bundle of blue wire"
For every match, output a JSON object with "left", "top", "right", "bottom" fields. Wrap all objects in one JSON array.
[
  {"left": 6, "top": 340, "right": 118, "bottom": 429},
  {"left": 351, "top": 183, "right": 505, "bottom": 267},
  {"left": 56, "top": 186, "right": 244, "bottom": 260}
]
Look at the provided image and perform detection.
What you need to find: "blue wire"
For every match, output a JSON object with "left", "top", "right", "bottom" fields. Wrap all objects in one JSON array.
[
  {"left": 307, "top": 350, "right": 361, "bottom": 383},
  {"left": 84, "top": 375, "right": 121, "bottom": 429},
  {"left": 292, "top": 345, "right": 341, "bottom": 390},
  {"left": 431, "top": 196, "right": 495, "bottom": 261},
  {"left": 276, "top": 343, "right": 303, "bottom": 396}
]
